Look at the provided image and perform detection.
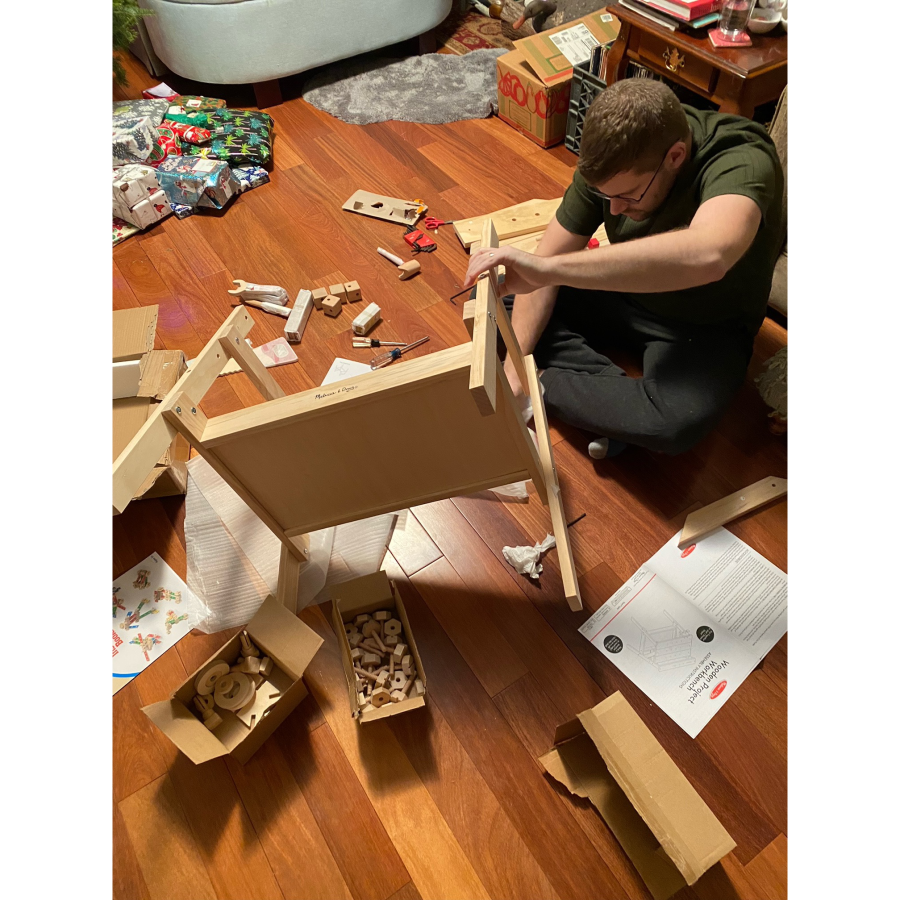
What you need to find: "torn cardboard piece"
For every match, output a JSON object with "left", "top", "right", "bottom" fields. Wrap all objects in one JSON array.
[
  {"left": 113, "top": 305, "right": 158, "bottom": 362},
  {"left": 142, "top": 596, "right": 323, "bottom": 765},
  {"left": 540, "top": 692, "right": 735, "bottom": 899},
  {"left": 330, "top": 571, "right": 427, "bottom": 723}
]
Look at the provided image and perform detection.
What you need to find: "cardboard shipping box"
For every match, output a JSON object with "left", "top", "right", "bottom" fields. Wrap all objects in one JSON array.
[
  {"left": 143, "top": 596, "right": 324, "bottom": 765},
  {"left": 330, "top": 571, "right": 427, "bottom": 723},
  {"left": 112, "top": 306, "right": 191, "bottom": 504},
  {"left": 496, "top": 9, "right": 619, "bottom": 147},
  {"left": 539, "top": 692, "right": 735, "bottom": 900}
]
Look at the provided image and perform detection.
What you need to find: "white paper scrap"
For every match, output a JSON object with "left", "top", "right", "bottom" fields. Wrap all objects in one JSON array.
[{"left": 503, "top": 533, "right": 556, "bottom": 580}]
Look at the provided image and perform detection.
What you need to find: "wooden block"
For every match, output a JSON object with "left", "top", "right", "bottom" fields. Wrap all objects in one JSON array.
[
  {"left": 311, "top": 287, "right": 328, "bottom": 310},
  {"left": 390, "top": 690, "right": 405, "bottom": 703},
  {"left": 392, "top": 642, "right": 407, "bottom": 662},
  {"left": 354, "top": 614, "right": 371, "bottom": 627},
  {"left": 348, "top": 632, "right": 364, "bottom": 649},
  {"left": 344, "top": 281, "right": 362, "bottom": 302},
  {"left": 361, "top": 620, "right": 382, "bottom": 638},
  {"left": 371, "top": 688, "right": 392, "bottom": 708},
  {"left": 329, "top": 283, "right": 348, "bottom": 302},
  {"left": 350, "top": 647, "right": 363, "bottom": 665},
  {"left": 413, "top": 678, "right": 425, "bottom": 697},
  {"left": 322, "top": 295, "right": 342, "bottom": 317},
  {"left": 284, "top": 288, "right": 314, "bottom": 343},
  {"left": 351, "top": 302, "right": 382, "bottom": 336},
  {"left": 362, "top": 652, "right": 381, "bottom": 667},
  {"left": 357, "top": 691, "right": 366, "bottom": 706},
  {"left": 375, "top": 671, "right": 389, "bottom": 688},
  {"left": 383, "top": 618, "right": 402, "bottom": 637},
  {"left": 373, "top": 611, "right": 391, "bottom": 622},
  {"left": 258, "top": 656, "right": 273, "bottom": 677},
  {"left": 401, "top": 655, "right": 413, "bottom": 676}
]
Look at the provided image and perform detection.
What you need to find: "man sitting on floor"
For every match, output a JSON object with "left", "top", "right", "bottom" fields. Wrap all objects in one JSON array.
[{"left": 464, "top": 79, "right": 784, "bottom": 458}]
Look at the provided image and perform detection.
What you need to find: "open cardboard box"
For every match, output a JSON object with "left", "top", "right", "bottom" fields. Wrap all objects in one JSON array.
[
  {"left": 496, "top": 9, "right": 619, "bottom": 147},
  {"left": 113, "top": 306, "right": 191, "bottom": 505},
  {"left": 330, "top": 571, "right": 426, "bottom": 723},
  {"left": 142, "top": 596, "right": 323, "bottom": 764},
  {"left": 539, "top": 692, "right": 735, "bottom": 900}
]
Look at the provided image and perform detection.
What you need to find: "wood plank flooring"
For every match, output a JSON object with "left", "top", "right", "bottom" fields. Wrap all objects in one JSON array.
[{"left": 113, "top": 52, "right": 787, "bottom": 900}]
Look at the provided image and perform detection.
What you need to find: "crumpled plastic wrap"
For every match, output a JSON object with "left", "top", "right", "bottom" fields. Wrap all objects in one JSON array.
[{"left": 502, "top": 533, "right": 556, "bottom": 580}]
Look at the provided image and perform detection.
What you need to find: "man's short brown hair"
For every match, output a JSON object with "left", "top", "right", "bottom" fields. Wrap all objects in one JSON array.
[{"left": 577, "top": 79, "right": 690, "bottom": 186}]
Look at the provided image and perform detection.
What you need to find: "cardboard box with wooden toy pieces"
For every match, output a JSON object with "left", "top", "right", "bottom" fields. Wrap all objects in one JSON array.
[
  {"left": 142, "top": 596, "right": 323, "bottom": 765},
  {"left": 539, "top": 692, "right": 736, "bottom": 900},
  {"left": 330, "top": 571, "right": 426, "bottom": 723},
  {"left": 112, "top": 306, "right": 191, "bottom": 505},
  {"left": 496, "top": 9, "right": 619, "bottom": 147}
]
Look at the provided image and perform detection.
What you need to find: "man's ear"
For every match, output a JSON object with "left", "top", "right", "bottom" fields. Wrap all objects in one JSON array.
[{"left": 668, "top": 140, "right": 688, "bottom": 169}]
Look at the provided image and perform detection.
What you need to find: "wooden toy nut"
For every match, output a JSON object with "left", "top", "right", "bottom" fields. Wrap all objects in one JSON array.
[
  {"left": 348, "top": 632, "right": 364, "bottom": 648},
  {"left": 391, "top": 671, "right": 406, "bottom": 690},
  {"left": 384, "top": 634, "right": 399, "bottom": 648},
  {"left": 361, "top": 620, "right": 381, "bottom": 638},
  {"left": 194, "top": 659, "right": 230, "bottom": 696},
  {"left": 361, "top": 652, "right": 381, "bottom": 667},
  {"left": 375, "top": 671, "right": 389, "bottom": 687},
  {"left": 383, "top": 618, "right": 402, "bottom": 637},
  {"left": 371, "top": 688, "right": 392, "bottom": 708}
]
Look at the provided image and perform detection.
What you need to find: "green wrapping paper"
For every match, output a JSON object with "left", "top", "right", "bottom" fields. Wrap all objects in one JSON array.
[
  {"left": 175, "top": 95, "right": 226, "bottom": 112},
  {"left": 183, "top": 109, "right": 273, "bottom": 166}
]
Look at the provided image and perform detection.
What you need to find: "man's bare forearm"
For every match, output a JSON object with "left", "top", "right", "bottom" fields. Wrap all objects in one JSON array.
[{"left": 509, "top": 217, "right": 590, "bottom": 356}]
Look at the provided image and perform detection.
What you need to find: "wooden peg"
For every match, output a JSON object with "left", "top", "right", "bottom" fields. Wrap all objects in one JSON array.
[
  {"left": 193, "top": 694, "right": 214, "bottom": 715},
  {"left": 384, "top": 618, "right": 402, "bottom": 637},
  {"left": 401, "top": 674, "right": 416, "bottom": 697},
  {"left": 371, "top": 631, "right": 388, "bottom": 653},
  {"left": 354, "top": 666, "right": 378, "bottom": 683},
  {"left": 359, "top": 639, "right": 382, "bottom": 654},
  {"left": 389, "top": 655, "right": 395, "bottom": 676},
  {"left": 240, "top": 631, "right": 260, "bottom": 657},
  {"left": 371, "top": 688, "right": 392, "bottom": 708}
]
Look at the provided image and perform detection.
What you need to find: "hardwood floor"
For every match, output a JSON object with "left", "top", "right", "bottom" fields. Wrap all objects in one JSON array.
[{"left": 113, "top": 52, "right": 787, "bottom": 900}]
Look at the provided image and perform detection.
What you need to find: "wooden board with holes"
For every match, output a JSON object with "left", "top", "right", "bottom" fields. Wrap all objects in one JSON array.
[
  {"left": 453, "top": 198, "right": 562, "bottom": 248},
  {"left": 342, "top": 190, "right": 424, "bottom": 226}
]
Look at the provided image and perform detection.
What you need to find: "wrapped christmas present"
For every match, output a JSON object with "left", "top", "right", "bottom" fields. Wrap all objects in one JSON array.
[
  {"left": 184, "top": 108, "right": 273, "bottom": 166},
  {"left": 232, "top": 166, "right": 270, "bottom": 194},
  {"left": 165, "top": 120, "right": 211, "bottom": 144},
  {"left": 146, "top": 124, "right": 182, "bottom": 168},
  {"left": 164, "top": 106, "right": 212, "bottom": 127},
  {"left": 174, "top": 95, "right": 226, "bottom": 112},
  {"left": 113, "top": 98, "right": 170, "bottom": 127},
  {"left": 125, "top": 190, "right": 173, "bottom": 229},
  {"left": 113, "top": 163, "right": 159, "bottom": 208},
  {"left": 113, "top": 116, "right": 158, "bottom": 165},
  {"left": 170, "top": 202, "right": 194, "bottom": 219},
  {"left": 113, "top": 216, "right": 140, "bottom": 246},
  {"left": 155, "top": 156, "right": 239, "bottom": 210}
]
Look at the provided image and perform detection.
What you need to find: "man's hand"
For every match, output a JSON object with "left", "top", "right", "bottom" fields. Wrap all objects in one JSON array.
[{"left": 465, "top": 246, "right": 549, "bottom": 296}]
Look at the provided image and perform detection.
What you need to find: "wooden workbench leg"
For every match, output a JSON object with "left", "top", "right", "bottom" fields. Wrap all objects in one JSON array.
[{"left": 523, "top": 355, "right": 582, "bottom": 612}]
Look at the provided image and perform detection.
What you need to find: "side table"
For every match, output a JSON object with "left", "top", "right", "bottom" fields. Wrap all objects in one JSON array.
[{"left": 604, "top": 2, "right": 787, "bottom": 118}]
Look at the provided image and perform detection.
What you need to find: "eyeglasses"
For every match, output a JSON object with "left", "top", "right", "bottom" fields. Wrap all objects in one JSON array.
[{"left": 594, "top": 153, "right": 667, "bottom": 204}]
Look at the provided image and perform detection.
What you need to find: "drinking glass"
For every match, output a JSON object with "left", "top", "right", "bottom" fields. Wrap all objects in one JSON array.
[{"left": 719, "top": 0, "right": 758, "bottom": 39}]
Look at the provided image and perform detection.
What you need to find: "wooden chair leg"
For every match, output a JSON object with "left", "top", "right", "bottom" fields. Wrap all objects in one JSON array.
[
  {"left": 418, "top": 28, "right": 437, "bottom": 55},
  {"left": 253, "top": 79, "right": 282, "bottom": 109}
]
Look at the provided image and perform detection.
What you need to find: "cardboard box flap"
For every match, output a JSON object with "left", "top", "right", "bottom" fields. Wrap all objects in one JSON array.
[
  {"left": 113, "top": 305, "right": 158, "bottom": 362},
  {"left": 329, "top": 571, "right": 394, "bottom": 611},
  {"left": 138, "top": 350, "right": 186, "bottom": 401},
  {"left": 576, "top": 693, "right": 736, "bottom": 886},
  {"left": 248, "top": 595, "right": 323, "bottom": 681},
  {"left": 514, "top": 9, "right": 620, "bottom": 86},
  {"left": 142, "top": 699, "right": 229, "bottom": 765},
  {"left": 540, "top": 733, "right": 687, "bottom": 900}
]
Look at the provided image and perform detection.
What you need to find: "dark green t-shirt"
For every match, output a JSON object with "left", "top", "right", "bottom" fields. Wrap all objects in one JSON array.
[{"left": 556, "top": 106, "right": 785, "bottom": 330}]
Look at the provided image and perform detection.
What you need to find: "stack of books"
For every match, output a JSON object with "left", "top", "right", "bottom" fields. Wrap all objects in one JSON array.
[{"left": 619, "top": 0, "right": 722, "bottom": 32}]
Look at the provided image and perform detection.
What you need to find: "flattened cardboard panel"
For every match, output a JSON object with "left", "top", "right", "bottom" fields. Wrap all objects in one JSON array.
[
  {"left": 541, "top": 734, "right": 687, "bottom": 900},
  {"left": 113, "top": 305, "right": 159, "bottom": 362},
  {"left": 329, "top": 571, "right": 394, "bottom": 610},
  {"left": 212, "top": 365, "right": 528, "bottom": 535},
  {"left": 113, "top": 398, "right": 154, "bottom": 461},
  {"left": 247, "top": 595, "right": 323, "bottom": 681},
  {"left": 142, "top": 699, "right": 229, "bottom": 765},
  {"left": 231, "top": 679, "right": 309, "bottom": 765},
  {"left": 577, "top": 694, "right": 736, "bottom": 885},
  {"left": 138, "top": 350, "right": 186, "bottom": 401}
]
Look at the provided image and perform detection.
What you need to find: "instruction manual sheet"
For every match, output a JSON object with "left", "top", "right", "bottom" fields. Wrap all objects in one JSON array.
[{"left": 579, "top": 528, "right": 787, "bottom": 738}]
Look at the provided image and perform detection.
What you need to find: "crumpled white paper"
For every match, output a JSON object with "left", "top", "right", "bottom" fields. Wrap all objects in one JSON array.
[{"left": 502, "top": 533, "right": 556, "bottom": 580}]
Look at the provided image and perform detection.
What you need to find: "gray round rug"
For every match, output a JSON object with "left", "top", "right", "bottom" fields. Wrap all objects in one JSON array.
[{"left": 302, "top": 49, "right": 507, "bottom": 126}]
